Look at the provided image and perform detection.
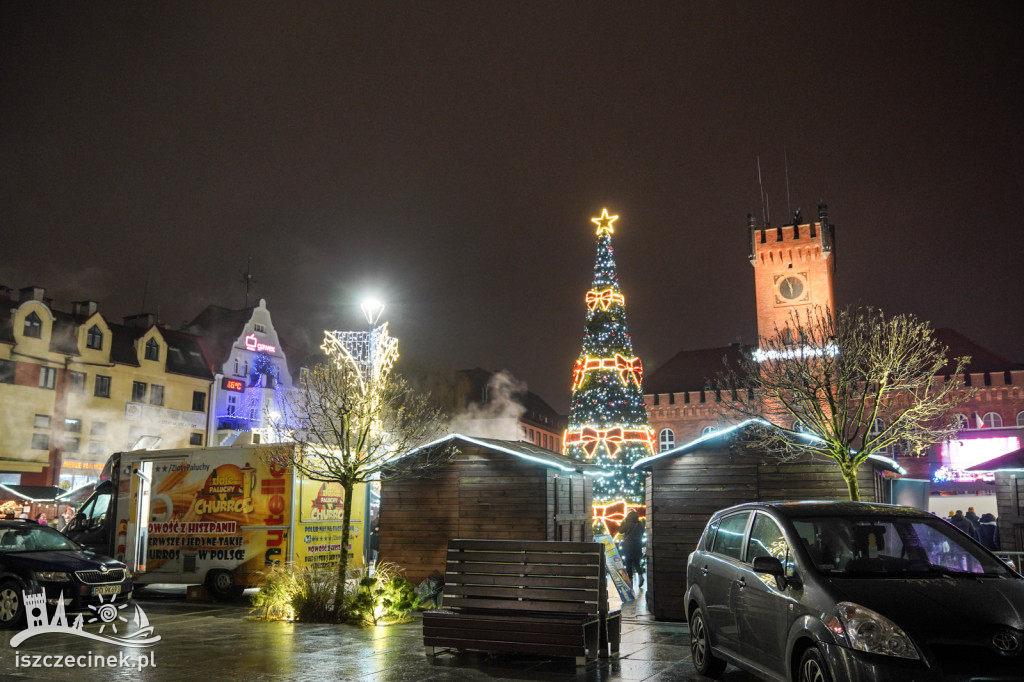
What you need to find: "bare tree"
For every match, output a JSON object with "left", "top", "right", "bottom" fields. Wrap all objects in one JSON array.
[
  {"left": 269, "top": 358, "right": 455, "bottom": 614},
  {"left": 719, "top": 306, "right": 972, "bottom": 500}
]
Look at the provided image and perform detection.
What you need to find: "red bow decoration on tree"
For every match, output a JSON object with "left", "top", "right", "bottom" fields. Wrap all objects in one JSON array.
[
  {"left": 585, "top": 288, "right": 624, "bottom": 311},
  {"left": 614, "top": 354, "right": 643, "bottom": 386},
  {"left": 579, "top": 426, "right": 625, "bottom": 458}
]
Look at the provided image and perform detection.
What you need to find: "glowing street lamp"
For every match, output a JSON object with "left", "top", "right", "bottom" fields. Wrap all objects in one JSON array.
[{"left": 361, "top": 298, "right": 386, "bottom": 327}]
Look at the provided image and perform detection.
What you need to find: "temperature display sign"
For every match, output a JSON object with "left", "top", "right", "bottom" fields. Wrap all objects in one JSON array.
[{"left": 222, "top": 378, "right": 246, "bottom": 392}]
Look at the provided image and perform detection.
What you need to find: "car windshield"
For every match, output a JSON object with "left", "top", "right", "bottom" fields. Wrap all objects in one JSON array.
[
  {"left": 791, "top": 514, "right": 1012, "bottom": 578},
  {"left": 0, "top": 525, "right": 81, "bottom": 553}
]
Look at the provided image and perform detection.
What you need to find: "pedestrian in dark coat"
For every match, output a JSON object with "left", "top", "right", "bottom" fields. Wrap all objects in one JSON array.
[
  {"left": 976, "top": 513, "right": 999, "bottom": 551},
  {"left": 950, "top": 510, "right": 978, "bottom": 540},
  {"left": 618, "top": 509, "right": 645, "bottom": 588}
]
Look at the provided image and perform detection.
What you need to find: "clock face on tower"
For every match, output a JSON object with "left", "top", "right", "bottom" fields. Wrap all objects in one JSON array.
[{"left": 774, "top": 273, "right": 809, "bottom": 305}]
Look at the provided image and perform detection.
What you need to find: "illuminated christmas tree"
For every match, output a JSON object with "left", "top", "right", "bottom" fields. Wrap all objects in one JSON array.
[{"left": 564, "top": 209, "right": 654, "bottom": 512}]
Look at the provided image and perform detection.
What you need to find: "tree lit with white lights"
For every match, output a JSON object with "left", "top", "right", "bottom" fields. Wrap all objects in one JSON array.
[{"left": 564, "top": 209, "right": 654, "bottom": 508}]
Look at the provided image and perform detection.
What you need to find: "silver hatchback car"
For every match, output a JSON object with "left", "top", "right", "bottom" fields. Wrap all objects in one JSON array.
[{"left": 685, "top": 501, "right": 1024, "bottom": 681}]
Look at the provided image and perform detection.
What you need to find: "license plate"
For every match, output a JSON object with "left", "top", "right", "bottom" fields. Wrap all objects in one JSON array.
[{"left": 92, "top": 585, "right": 121, "bottom": 596}]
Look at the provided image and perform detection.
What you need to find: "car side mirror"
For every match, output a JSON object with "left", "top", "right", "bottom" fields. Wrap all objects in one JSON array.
[{"left": 752, "top": 555, "right": 793, "bottom": 590}]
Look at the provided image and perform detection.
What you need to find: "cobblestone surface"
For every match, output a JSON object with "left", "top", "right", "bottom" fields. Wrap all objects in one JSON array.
[{"left": 0, "top": 585, "right": 759, "bottom": 681}]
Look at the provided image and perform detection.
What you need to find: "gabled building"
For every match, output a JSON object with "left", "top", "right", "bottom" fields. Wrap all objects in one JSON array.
[
  {"left": 0, "top": 286, "right": 212, "bottom": 488},
  {"left": 187, "top": 299, "right": 293, "bottom": 446}
]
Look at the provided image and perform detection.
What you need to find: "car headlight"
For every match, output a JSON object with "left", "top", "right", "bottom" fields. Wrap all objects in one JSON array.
[
  {"left": 35, "top": 571, "right": 72, "bottom": 582},
  {"left": 834, "top": 602, "right": 920, "bottom": 659}
]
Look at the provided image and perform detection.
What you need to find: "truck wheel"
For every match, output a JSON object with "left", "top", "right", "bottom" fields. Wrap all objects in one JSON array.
[
  {"left": 206, "top": 570, "right": 243, "bottom": 600},
  {"left": 0, "top": 580, "right": 26, "bottom": 628}
]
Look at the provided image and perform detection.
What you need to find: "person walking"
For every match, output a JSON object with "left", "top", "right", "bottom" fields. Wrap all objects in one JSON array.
[
  {"left": 618, "top": 509, "right": 645, "bottom": 588},
  {"left": 950, "top": 510, "right": 978, "bottom": 540},
  {"left": 977, "top": 513, "right": 999, "bottom": 551}
]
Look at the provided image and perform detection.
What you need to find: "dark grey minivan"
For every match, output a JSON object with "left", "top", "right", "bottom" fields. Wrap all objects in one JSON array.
[{"left": 685, "top": 501, "right": 1024, "bottom": 681}]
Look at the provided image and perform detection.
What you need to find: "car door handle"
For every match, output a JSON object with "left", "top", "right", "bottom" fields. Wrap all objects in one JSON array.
[
  {"left": 701, "top": 566, "right": 709, "bottom": 576},
  {"left": 736, "top": 577, "right": 746, "bottom": 589}
]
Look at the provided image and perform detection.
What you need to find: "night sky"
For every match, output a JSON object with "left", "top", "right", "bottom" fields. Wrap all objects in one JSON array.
[{"left": 3, "top": 2, "right": 1021, "bottom": 411}]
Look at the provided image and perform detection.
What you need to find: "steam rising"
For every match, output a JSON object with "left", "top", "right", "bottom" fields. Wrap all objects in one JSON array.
[{"left": 449, "top": 370, "right": 528, "bottom": 441}]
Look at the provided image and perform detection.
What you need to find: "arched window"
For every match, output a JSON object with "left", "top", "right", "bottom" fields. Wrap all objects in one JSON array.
[
  {"left": 145, "top": 338, "right": 159, "bottom": 361},
  {"left": 702, "top": 425, "right": 718, "bottom": 436},
  {"left": 952, "top": 413, "right": 969, "bottom": 431},
  {"left": 658, "top": 428, "right": 675, "bottom": 452},
  {"left": 982, "top": 412, "right": 1002, "bottom": 428},
  {"left": 24, "top": 312, "right": 42, "bottom": 338},
  {"left": 1018, "top": 411, "right": 1024, "bottom": 428},
  {"left": 793, "top": 421, "right": 806, "bottom": 433},
  {"left": 86, "top": 325, "right": 103, "bottom": 350}
]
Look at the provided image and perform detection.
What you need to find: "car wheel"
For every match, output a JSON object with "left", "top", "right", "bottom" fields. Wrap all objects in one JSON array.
[
  {"left": 798, "top": 645, "right": 833, "bottom": 682},
  {"left": 689, "top": 606, "right": 727, "bottom": 677},
  {"left": 206, "top": 569, "right": 243, "bottom": 600},
  {"left": 0, "top": 580, "right": 26, "bottom": 628}
]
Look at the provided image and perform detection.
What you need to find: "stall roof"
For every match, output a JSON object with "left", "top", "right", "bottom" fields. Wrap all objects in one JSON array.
[
  {"left": 399, "top": 433, "right": 611, "bottom": 476},
  {"left": 631, "top": 418, "right": 905, "bottom": 475},
  {"left": 0, "top": 484, "right": 67, "bottom": 502},
  {"left": 965, "top": 446, "right": 1024, "bottom": 471}
]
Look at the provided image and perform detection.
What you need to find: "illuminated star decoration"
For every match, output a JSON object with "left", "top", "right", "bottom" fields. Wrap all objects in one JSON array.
[{"left": 592, "top": 208, "right": 618, "bottom": 236}]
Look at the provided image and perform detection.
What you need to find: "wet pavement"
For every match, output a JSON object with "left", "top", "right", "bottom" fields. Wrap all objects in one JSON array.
[{"left": 0, "top": 585, "right": 760, "bottom": 681}]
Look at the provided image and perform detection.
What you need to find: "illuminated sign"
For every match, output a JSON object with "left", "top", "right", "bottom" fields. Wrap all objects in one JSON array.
[
  {"left": 221, "top": 378, "right": 246, "bottom": 392},
  {"left": 942, "top": 436, "right": 1021, "bottom": 471},
  {"left": 244, "top": 333, "right": 276, "bottom": 353}
]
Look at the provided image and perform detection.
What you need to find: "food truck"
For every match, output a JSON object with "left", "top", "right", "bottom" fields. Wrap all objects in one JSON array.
[{"left": 65, "top": 442, "right": 366, "bottom": 598}]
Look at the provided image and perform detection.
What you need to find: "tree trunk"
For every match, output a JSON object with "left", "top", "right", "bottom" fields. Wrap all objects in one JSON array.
[
  {"left": 842, "top": 463, "right": 861, "bottom": 501},
  {"left": 334, "top": 481, "right": 355, "bottom": 615}
]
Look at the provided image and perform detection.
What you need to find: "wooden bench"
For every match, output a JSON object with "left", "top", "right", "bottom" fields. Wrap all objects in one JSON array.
[{"left": 423, "top": 539, "right": 621, "bottom": 666}]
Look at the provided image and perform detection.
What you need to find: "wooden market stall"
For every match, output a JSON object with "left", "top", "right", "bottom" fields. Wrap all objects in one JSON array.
[
  {"left": 632, "top": 421, "right": 901, "bottom": 621},
  {"left": 379, "top": 434, "right": 605, "bottom": 585}
]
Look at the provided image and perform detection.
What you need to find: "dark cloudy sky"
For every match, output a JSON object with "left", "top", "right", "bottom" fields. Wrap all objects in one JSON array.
[{"left": 3, "top": 2, "right": 1021, "bottom": 410}]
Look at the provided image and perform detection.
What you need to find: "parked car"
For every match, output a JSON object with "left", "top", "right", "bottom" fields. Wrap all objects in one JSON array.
[
  {"left": 686, "top": 501, "right": 1024, "bottom": 681},
  {"left": 0, "top": 520, "right": 132, "bottom": 628}
]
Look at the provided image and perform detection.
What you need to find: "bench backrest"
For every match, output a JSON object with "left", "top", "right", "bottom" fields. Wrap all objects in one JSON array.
[{"left": 441, "top": 539, "right": 607, "bottom": 616}]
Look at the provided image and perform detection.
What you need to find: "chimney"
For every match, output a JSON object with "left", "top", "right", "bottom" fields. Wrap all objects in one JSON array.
[
  {"left": 18, "top": 286, "right": 45, "bottom": 303},
  {"left": 0, "top": 285, "right": 12, "bottom": 301},
  {"left": 71, "top": 300, "right": 99, "bottom": 317},
  {"left": 124, "top": 313, "right": 157, "bottom": 329}
]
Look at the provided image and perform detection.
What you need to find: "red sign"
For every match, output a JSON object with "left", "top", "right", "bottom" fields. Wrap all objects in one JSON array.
[
  {"left": 222, "top": 378, "right": 246, "bottom": 392},
  {"left": 244, "top": 333, "right": 277, "bottom": 353}
]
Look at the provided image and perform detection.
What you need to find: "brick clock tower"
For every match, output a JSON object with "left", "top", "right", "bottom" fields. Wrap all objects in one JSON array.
[{"left": 749, "top": 204, "right": 836, "bottom": 340}]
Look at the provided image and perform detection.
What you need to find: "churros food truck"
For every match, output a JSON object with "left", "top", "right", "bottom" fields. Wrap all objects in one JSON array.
[{"left": 66, "top": 443, "right": 366, "bottom": 598}]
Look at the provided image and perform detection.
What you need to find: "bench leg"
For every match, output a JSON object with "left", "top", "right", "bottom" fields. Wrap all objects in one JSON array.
[
  {"left": 575, "top": 656, "right": 586, "bottom": 667},
  {"left": 603, "top": 613, "right": 621, "bottom": 658}
]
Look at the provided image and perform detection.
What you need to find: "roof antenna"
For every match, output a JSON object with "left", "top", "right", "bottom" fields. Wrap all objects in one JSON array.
[
  {"left": 784, "top": 149, "right": 792, "bottom": 221},
  {"left": 757, "top": 156, "right": 769, "bottom": 228},
  {"left": 240, "top": 256, "right": 257, "bottom": 307}
]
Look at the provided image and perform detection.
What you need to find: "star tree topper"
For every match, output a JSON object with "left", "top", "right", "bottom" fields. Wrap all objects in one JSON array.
[{"left": 592, "top": 208, "right": 618, "bottom": 236}]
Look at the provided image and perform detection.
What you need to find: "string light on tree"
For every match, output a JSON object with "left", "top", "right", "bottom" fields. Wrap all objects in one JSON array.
[{"left": 563, "top": 209, "right": 654, "bottom": 511}]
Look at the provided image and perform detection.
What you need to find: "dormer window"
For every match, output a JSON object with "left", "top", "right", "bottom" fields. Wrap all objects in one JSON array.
[
  {"left": 86, "top": 325, "right": 103, "bottom": 350},
  {"left": 145, "top": 338, "right": 160, "bottom": 361},
  {"left": 24, "top": 312, "right": 42, "bottom": 338}
]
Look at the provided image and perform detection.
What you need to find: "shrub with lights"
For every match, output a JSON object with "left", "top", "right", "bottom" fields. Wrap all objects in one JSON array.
[{"left": 563, "top": 209, "right": 654, "bottom": 522}]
